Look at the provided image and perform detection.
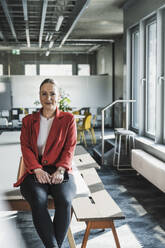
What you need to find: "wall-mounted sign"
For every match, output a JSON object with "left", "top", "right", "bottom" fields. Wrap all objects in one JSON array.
[{"left": 12, "top": 49, "right": 20, "bottom": 55}]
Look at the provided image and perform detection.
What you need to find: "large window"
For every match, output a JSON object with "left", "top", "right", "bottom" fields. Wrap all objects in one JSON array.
[
  {"left": 145, "top": 19, "right": 157, "bottom": 137},
  {"left": 25, "top": 64, "right": 37, "bottom": 75},
  {"left": 0, "top": 64, "right": 3, "bottom": 75},
  {"left": 131, "top": 28, "right": 139, "bottom": 130},
  {"left": 39, "top": 64, "right": 72, "bottom": 75},
  {"left": 128, "top": 9, "right": 165, "bottom": 145},
  {"left": 78, "top": 64, "right": 90, "bottom": 75}
]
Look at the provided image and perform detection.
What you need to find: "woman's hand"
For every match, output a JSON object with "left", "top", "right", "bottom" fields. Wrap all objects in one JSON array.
[
  {"left": 34, "top": 168, "right": 52, "bottom": 184},
  {"left": 51, "top": 170, "right": 64, "bottom": 184}
]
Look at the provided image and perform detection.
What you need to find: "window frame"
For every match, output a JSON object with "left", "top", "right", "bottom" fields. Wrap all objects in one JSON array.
[
  {"left": 127, "top": 8, "right": 165, "bottom": 145},
  {"left": 130, "top": 26, "right": 140, "bottom": 132},
  {"left": 144, "top": 16, "right": 157, "bottom": 139},
  {"left": 0, "top": 64, "right": 3, "bottom": 75}
]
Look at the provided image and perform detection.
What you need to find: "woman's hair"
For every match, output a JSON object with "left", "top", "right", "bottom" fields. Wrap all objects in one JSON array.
[{"left": 40, "top": 78, "right": 58, "bottom": 91}]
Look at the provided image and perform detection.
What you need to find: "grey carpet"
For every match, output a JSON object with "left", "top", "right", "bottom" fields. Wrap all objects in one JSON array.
[
  {"left": 11, "top": 136, "right": 165, "bottom": 247},
  {"left": 97, "top": 167, "right": 165, "bottom": 248}
]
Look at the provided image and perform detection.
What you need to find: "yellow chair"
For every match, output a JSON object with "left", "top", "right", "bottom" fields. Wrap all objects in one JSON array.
[
  {"left": 90, "top": 115, "right": 97, "bottom": 144},
  {"left": 77, "top": 114, "right": 93, "bottom": 147},
  {"left": 72, "top": 110, "right": 80, "bottom": 124}
]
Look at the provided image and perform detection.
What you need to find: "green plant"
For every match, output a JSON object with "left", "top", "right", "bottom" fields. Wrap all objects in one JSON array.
[{"left": 59, "top": 88, "right": 71, "bottom": 112}]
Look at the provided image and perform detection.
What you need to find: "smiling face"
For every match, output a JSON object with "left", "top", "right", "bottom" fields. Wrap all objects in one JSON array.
[{"left": 40, "top": 82, "right": 59, "bottom": 112}]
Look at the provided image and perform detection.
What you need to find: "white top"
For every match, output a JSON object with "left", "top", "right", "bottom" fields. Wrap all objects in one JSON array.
[{"left": 37, "top": 115, "right": 54, "bottom": 156}]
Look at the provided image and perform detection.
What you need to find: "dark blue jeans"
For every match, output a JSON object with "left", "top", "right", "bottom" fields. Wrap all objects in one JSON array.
[{"left": 20, "top": 166, "right": 76, "bottom": 248}]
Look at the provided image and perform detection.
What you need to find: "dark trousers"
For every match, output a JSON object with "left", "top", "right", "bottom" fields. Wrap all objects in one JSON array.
[{"left": 20, "top": 166, "right": 76, "bottom": 248}]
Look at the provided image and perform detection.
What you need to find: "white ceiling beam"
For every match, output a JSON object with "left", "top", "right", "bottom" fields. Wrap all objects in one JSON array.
[
  {"left": 39, "top": 0, "right": 48, "bottom": 48},
  {"left": 22, "top": 0, "right": 30, "bottom": 47}
]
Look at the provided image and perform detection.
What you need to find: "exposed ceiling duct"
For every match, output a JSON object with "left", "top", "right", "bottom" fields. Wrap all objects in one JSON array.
[
  {"left": 0, "top": 0, "right": 127, "bottom": 54},
  {"left": 59, "top": 0, "right": 91, "bottom": 48},
  {"left": 0, "top": 0, "right": 18, "bottom": 42}
]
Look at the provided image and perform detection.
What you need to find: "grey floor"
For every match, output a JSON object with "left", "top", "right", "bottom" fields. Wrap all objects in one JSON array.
[
  {"left": 2, "top": 129, "right": 165, "bottom": 248},
  {"left": 14, "top": 166, "right": 165, "bottom": 248}
]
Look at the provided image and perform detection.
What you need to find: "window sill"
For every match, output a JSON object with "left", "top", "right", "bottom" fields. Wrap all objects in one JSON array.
[{"left": 135, "top": 136, "right": 165, "bottom": 161}]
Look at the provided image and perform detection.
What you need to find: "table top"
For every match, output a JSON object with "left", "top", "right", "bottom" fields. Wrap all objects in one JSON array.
[{"left": 0, "top": 131, "right": 20, "bottom": 144}]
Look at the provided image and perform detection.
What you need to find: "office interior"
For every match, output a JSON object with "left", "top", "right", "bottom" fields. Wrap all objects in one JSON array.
[{"left": 1, "top": 0, "right": 165, "bottom": 247}]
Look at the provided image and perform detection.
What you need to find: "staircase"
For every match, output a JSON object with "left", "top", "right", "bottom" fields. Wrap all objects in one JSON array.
[
  {"left": 92, "top": 99, "right": 136, "bottom": 166},
  {"left": 93, "top": 130, "right": 115, "bottom": 165}
]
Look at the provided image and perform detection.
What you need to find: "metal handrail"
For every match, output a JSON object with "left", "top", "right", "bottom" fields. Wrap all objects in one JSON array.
[{"left": 101, "top": 99, "right": 136, "bottom": 165}]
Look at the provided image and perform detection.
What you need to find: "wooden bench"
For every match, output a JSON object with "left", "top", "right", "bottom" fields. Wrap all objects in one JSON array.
[
  {"left": 72, "top": 168, "right": 125, "bottom": 248},
  {"left": 2, "top": 167, "right": 90, "bottom": 248}
]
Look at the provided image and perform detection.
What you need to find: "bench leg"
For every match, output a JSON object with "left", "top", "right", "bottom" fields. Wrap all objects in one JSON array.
[
  {"left": 81, "top": 221, "right": 91, "bottom": 248},
  {"left": 67, "top": 227, "right": 76, "bottom": 248},
  {"left": 67, "top": 208, "right": 77, "bottom": 248},
  {"left": 111, "top": 221, "right": 121, "bottom": 248},
  {"left": 80, "top": 220, "right": 121, "bottom": 248}
]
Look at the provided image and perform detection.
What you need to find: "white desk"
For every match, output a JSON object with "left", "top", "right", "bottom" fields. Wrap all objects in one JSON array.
[
  {"left": 74, "top": 114, "right": 85, "bottom": 119},
  {"left": 0, "top": 131, "right": 89, "bottom": 197},
  {"left": 0, "top": 131, "right": 20, "bottom": 144},
  {"left": 0, "top": 131, "right": 21, "bottom": 192}
]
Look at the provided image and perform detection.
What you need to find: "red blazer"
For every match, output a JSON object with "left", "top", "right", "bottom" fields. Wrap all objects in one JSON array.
[{"left": 14, "top": 108, "right": 77, "bottom": 187}]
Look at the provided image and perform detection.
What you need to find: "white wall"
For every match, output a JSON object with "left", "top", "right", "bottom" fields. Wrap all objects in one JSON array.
[
  {"left": 6, "top": 75, "right": 112, "bottom": 110},
  {"left": 124, "top": 0, "right": 165, "bottom": 30},
  {"left": 0, "top": 80, "right": 12, "bottom": 110},
  {"left": 0, "top": 75, "right": 112, "bottom": 125}
]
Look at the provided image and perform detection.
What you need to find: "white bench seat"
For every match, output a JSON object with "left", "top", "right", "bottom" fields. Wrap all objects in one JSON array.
[
  {"left": 132, "top": 149, "right": 165, "bottom": 193},
  {"left": 73, "top": 153, "right": 100, "bottom": 170}
]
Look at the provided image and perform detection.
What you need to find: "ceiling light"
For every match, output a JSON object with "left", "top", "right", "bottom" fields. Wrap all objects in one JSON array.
[
  {"left": 45, "top": 32, "right": 49, "bottom": 41},
  {"left": 55, "top": 15, "right": 64, "bottom": 32},
  {"left": 45, "top": 50, "right": 50, "bottom": 56},
  {"left": 88, "top": 45, "right": 101, "bottom": 53},
  {"left": 0, "top": 31, "right": 4, "bottom": 40},
  {"left": 49, "top": 40, "right": 54, "bottom": 49},
  {"left": 48, "top": 33, "right": 53, "bottom": 41},
  {"left": 26, "top": 28, "right": 30, "bottom": 47}
]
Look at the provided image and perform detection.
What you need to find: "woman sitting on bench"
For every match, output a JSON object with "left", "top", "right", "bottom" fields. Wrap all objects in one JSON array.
[{"left": 14, "top": 78, "right": 77, "bottom": 248}]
